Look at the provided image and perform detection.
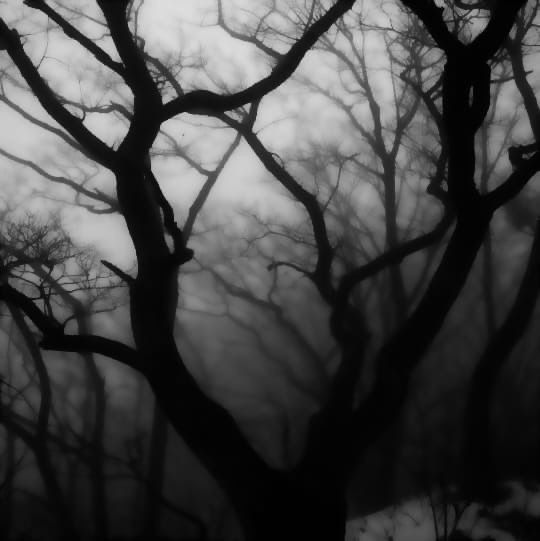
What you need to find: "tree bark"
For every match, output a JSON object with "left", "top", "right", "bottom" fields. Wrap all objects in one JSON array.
[{"left": 142, "top": 401, "right": 169, "bottom": 538}]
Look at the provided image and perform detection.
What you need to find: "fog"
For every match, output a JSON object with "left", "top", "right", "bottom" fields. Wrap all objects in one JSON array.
[{"left": 1, "top": 1, "right": 540, "bottom": 540}]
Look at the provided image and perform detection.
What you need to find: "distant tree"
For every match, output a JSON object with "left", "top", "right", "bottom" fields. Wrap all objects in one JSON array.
[{"left": 0, "top": 214, "right": 111, "bottom": 540}]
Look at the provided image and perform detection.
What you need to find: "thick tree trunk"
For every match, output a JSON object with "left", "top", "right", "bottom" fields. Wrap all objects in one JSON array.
[
  {"left": 464, "top": 224, "right": 540, "bottom": 502},
  {"left": 143, "top": 400, "right": 168, "bottom": 538},
  {"left": 77, "top": 313, "right": 109, "bottom": 541},
  {"left": 239, "top": 478, "right": 347, "bottom": 541},
  {"left": 34, "top": 444, "right": 79, "bottom": 541},
  {"left": 382, "top": 164, "right": 408, "bottom": 325}
]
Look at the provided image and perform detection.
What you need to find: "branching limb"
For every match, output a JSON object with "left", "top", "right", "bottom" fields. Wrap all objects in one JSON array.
[
  {"left": 8, "top": 303, "right": 52, "bottom": 438},
  {"left": 182, "top": 102, "right": 256, "bottom": 240},
  {"left": 0, "top": 93, "right": 84, "bottom": 154},
  {"left": 401, "top": 0, "right": 525, "bottom": 62},
  {"left": 183, "top": 130, "right": 242, "bottom": 241},
  {"left": 23, "top": 0, "right": 126, "bottom": 77},
  {"left": 219, "top": 114, "right": 334, "bottom": 301},
  {"left": 0, "top": 283, "right": 141, "bottom": 372},
  {"left": 330, "top": 209, "right": 454, "bottom": 342},
  {"left": 506, "top": 36, "right": 540, "bottom": 141},
  {"left": 143, "top": 52, "right": 184, "bottom": 97},
  {"left": 144, "top": 166, "right": 194, "bottom": 265},
  {"left": 0, "top": 147, "right": 118, "bottom": 212},
  {"left": 216, "top": 0, "right": 282, "bottom": 60},
  {"left": 399, "top": 0, "right": 460, "bottom": 54},
  {"left": 40, "top": 333, "right": 142, "bottom": 373},
  {"left": 464, "top": 220, "right": 540, "bottom": 501},
  {"left": 485, "top": 151, "right": 540, "bottom": 211},
  {"left": 96, "top": 0, "right": 156, "bottom": 95},
  {"left": 348, "top": 208, "right": 492, "bottom": 466},
  {"left": 0, "top": 19, "right": 116, "bottom": 169},
  {"left": 161, "top": 0, "right": 356, "bottom": 119},
  {"left": 96, "top": 0, "right": 162, "bottom": 155},
  {"left": 470, "top": 1, "right": 527, "bottom": 61},
  {"left": 101, "top": 259, "right": 135, "bottom": 285}
]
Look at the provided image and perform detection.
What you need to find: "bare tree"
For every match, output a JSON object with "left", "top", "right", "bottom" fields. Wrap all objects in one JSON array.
[{"left": 1, "top": 1, "right": 540, "bottom": 540}]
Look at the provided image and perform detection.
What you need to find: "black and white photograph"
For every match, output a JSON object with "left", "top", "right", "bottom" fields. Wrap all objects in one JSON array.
[{"left": 0, "top": 1, "right": 539, "bottom": 540}]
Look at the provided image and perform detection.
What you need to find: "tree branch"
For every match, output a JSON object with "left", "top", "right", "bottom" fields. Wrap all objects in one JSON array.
[
  {"left": 0, "top": 19, "right": 116, "bottom": 169},
  {"left": 96, "top": 0, "right": 157, "bottom": 97},
  {"left": 161, "top": 0, "right": 356, "bottom": 119},
  {"left": 506, "top": 36, "right": 540, "bottom": 141},
  {"left": 0, "top": 147, "right": 118, "bottom": 212},
  {"left": 399, "top": 0, "right": 461, "bottom": 54},
  {"left": 23, "top": 0, "right": 126, "bottom": 77},
  {"left": 183, "top": 131, "right": 242, "bottom": 241},
  {"left": 331, "top": 209, "right": 453, "bottom": 341},
  {"left": 485, "top": 151, "right": 540, "bottom": 211},
  {"left": 220, "top": 114, "right": 335, "bottom": 301},
  {"left": 470, "top": 0, "right": 527, "bottom": 62},
  {"left": 0, "top": 283, "right": 141, "bottom": 371},
  {"left": 465, "top": 220, "right": 540, "bottom": 500},
  {"left": 348, "top": 207, "right": 492, "bottom": 465},
  {"left": 216, "top": 0, "right": 282, "bottom": 60},
  {"left": 101, "top": 259, "right": 134, "bottom": 285}
]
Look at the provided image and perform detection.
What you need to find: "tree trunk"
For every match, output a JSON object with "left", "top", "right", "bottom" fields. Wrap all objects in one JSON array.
[
  {"left": 143, "top": 400, "right": 168, "bottom": 538},
  {"left": 0, "top": 426, "right": 15, "bottom": 539},
  {"left": 240, "top": 478, "right": 347, "bottom": 541}
]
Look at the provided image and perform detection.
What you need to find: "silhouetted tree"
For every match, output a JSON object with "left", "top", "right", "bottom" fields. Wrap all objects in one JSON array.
[{"left": 1, "top": 1, "right": 540, "bottom": 540}]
